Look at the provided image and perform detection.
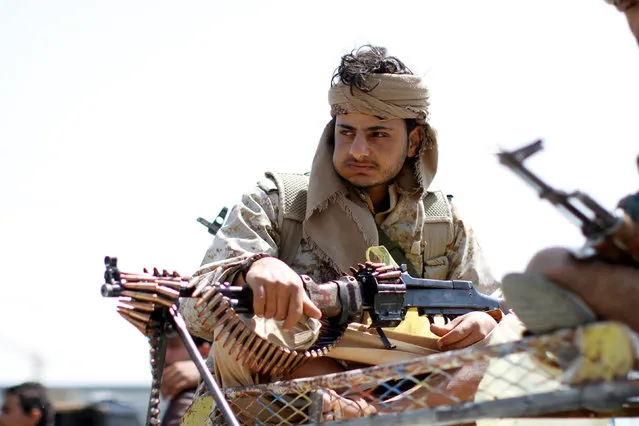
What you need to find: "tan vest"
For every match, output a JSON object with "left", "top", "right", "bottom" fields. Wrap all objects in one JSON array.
[{"left": 261, "top": 171, "right": 454, "bottom": 271}]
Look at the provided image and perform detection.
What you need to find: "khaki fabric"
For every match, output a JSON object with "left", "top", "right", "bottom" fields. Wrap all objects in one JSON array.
[{"left": 328, "top": 75, "right": 431, "bottom": 122}]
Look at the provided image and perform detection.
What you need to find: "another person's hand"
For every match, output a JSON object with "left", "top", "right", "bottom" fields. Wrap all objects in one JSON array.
[
  {"left": 322, "top": 389, "right": 374, "bottom": 421},
  {"left": 430, "top": 311, "right": 497, "bottom": 351},
  {"left": 161, "top": 361, "right": 201, "bottom": 399},
  {"left": 242, "top": 256, "right": 322, "bottom": 330},
  {"left": 526, "top": 247, "right": 639, "bottom": 334}
]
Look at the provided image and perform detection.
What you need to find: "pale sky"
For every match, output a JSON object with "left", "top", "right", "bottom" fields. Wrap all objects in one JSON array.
[{"left": 1, "top": 0, "right": 638, "bottom": 386}]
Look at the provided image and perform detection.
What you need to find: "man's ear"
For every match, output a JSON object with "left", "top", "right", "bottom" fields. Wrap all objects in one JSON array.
[
  {"left": 407, "top": 126, "right": 423, "bottom": 158},
  {"left": 29, "top": 408, "right": 42, "bottom": 424}
]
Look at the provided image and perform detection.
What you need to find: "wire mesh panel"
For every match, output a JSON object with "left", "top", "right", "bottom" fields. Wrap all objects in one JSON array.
[{"left": 187, "top": 321, "right": 639, "bottom": 425}]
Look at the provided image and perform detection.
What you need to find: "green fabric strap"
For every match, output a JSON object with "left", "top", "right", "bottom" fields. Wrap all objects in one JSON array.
[{"left": 376, "top": 225, "right": 420, "bottom": 277}]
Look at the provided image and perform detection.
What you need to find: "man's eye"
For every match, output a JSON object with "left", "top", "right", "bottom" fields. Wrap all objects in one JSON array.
[
  {"left": 339, "top": 130, "right": 355, "bottom": 136},
  {"left": 371, "top": 132, "right": 389, "bottom": 138}
]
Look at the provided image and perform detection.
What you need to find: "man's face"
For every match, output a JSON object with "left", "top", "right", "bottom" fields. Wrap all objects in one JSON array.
[
  {"left": 333, "top": 113, "right": 420, "bottom": 190},
  {"left": 164, "top": 335, "right": 191, "bottom": 367},
  {"left": 0, "top": 394, "right": 39, "bottom": 426}
]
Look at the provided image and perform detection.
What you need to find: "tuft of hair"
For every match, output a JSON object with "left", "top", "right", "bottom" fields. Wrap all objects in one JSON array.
[{"left": 331, "top": 44, "right": 413, "bottom": 93}]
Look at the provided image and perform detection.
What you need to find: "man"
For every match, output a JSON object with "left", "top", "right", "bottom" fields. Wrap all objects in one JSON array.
[
  {"left": 0, "top": 382, "right": 54, "bottom": 426},
  {"left": 160, "top": 332, "right": 211, "bottom": 426},
  {"left": 503, "top": 0, "right": 639, "bottom": 337},
  {"left": 181, "top": 45, "right": 503, "bottom": 420}
]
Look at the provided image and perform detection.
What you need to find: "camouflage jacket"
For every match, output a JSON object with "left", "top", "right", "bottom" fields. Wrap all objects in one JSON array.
[{"left": 181, "top": 177, "right": 499, "bottom": 341}]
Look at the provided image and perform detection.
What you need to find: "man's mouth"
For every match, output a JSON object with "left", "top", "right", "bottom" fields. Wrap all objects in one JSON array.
[{"left": 346, "top": 162, "right": 376, "bottom": 172}]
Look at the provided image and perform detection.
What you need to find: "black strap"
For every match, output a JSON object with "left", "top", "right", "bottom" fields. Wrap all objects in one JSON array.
[{"left": 376, "top": 225, "right": 420, "bottom": 277}]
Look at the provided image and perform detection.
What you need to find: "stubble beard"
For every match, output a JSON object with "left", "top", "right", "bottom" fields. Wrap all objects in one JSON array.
[{"left": 348, "top": 159, "right": 407, "bottom": 190}]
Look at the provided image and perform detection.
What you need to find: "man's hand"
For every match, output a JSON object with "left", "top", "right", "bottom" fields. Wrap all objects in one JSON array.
[
  {"left": 430, "top": 311, "right": 497, "bottom": 351},
  {"left": 242, "top": 256, "right": 322, "bottom": 330},
  {"left": 161, "top": 360, "right": 201, "bottom": 399},
  {"left": 526, "top": 247, "right": 639, "bottom": 334}
]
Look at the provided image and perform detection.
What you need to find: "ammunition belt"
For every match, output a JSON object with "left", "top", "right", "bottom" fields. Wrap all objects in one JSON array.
[
  {"left": 195, "top": 284, "right": 348, "bottom": 377},
  {"left": 112, "top": 269, "right": 347, "bottom": 377}
]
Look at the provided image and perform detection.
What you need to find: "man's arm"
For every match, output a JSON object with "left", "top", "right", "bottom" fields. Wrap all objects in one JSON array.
[
  {"left": 429, "top": 203, "right": 503, "bottom": 349},
  {"left": 445, "top": 203, "right": 500, "bottom": 296},
  {"left": 526, "top": 247, "right": 639, "bottom": 334},
  {"left": 180, "top": 183, "right": 283, "bottom": 340}
]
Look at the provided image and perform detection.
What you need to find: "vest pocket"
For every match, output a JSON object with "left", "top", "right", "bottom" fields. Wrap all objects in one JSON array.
[{"left": 423, "top": 255, "right": 449, "bottom": 280}]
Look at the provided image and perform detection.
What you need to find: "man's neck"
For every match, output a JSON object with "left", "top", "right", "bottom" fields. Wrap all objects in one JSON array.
[{"left": 366, "top": 184, "right": 391, "bottom": 213}]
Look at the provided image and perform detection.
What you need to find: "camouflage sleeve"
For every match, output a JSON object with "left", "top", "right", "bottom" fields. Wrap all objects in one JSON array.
[
  {"left": 446, "top": 203, "right": 501, "bottom": 297},
  {"left": 180, "top": 180, "right": 281, "bottom": 340}
]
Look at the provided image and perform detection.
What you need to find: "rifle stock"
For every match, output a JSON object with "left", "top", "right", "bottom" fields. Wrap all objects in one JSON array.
[{"left": 498, "top": 140, "right": 639, "bottom": 266}]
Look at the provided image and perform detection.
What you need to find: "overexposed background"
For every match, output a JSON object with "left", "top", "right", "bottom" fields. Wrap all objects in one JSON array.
[{"left": 1, "top": 0, "right": 637, "bottom": 386}]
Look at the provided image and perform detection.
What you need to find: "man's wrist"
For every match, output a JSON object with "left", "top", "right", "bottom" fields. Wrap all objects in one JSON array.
[{"left": 240, "top": 252, "right": 272, "bottom": 277}]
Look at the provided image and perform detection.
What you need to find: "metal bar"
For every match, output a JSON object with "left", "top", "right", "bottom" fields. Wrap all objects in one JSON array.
[
  {"left": 168, "top": 305, "right": 240, "bottom": 426},
  {"left": 323, "top": 381, "right": 639, "bottom": 426}
]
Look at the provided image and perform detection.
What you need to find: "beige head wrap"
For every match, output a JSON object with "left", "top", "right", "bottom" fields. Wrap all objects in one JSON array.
[
  {"left": 328, "top": 74, "right": 430, "bottom": 122},
  {"left": 302, "top": 73, "right": 439, "bottom": 274}
]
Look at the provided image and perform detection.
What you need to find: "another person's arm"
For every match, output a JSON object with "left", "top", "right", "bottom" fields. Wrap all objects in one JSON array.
[
  {"left": 161, "top": 361, "right": 201, "bottom": 400},
  {"left": 526, "top": 247, "right": 639, "bottom": 334}
]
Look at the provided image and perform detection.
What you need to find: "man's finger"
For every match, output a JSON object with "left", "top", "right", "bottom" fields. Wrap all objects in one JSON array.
[
  {"left": 160, "top": 383, "right": 169, "bottom": 399},
  {"left": 162, "top": 365, "right": 178, "bottom": 383},
  {"left": 264, "top": 282, "right": 278, "bottom": 318},
  {"left": 437, "top": 320, "right": 472, "bottom": 347},
  {"left": 283, "top": 290, "right": 303, "bottom": 331},
  {"left": 161, "top": 381, "right": 175, "bottom": 399},
  {"left": 429, "top": 315, "right": 462, "bottom": 337},
  {"left": 274, "top": 284, "right": 291, "bottom": 321},
  {"left": 173, "top": 379, "right": 188, "bottom": 396},
  {"left": 429, "top": 323, "right": 451, "bottom": 337},
  {"left": 251, "top": 281, "right": 266, "bottom": 316},
  {"left": 439, "top": 332, "right": 480, "bottom": 351},
  {"left": 302, "top": 293, "right": 322, "bottom": 320}
]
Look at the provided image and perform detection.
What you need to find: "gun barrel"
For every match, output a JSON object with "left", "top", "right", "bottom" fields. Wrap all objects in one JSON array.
[
  {"left": 404, "top": 288, "right": 499, "bottom": 312},
  {"left": 101, "top": 283, "right": 123, "bottom": 297}
]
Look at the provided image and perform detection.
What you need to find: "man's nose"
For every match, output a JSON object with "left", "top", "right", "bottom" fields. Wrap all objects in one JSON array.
[{"left": 349, "top": 132, "right": 370, "bottom": 159}]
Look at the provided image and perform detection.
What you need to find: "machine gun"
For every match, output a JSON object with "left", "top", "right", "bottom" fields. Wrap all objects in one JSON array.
[
  {"left": 497, "top": 140, "right": 639, "bottom": 266},
  {"left": 102, "top": 256, "right": 499, "bottom": 425},
  {"left": 102, "top": 259, "right": 500, "bottom": 334}
]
